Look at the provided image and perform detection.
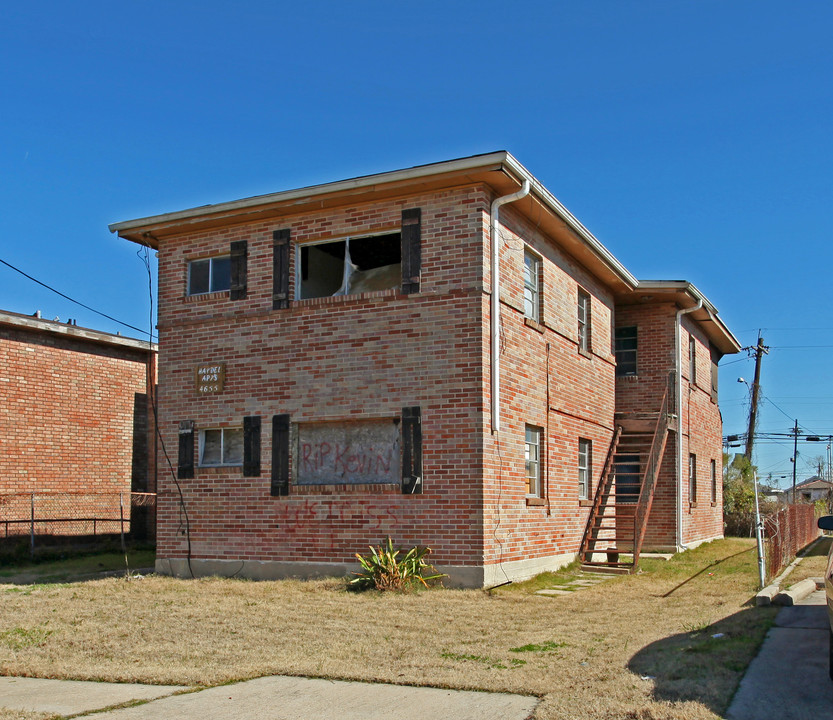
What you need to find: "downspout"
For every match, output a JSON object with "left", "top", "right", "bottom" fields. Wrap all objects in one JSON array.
[
  {"left": 490, "top": 179, "right": 530, "bottom": 433},
  {"left": 675, "top": 299, "right": 703, "bottom": 549}
]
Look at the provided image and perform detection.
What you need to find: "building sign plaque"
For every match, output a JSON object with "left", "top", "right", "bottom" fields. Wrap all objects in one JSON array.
[{"left": 195, "top": 363, "right": 225, "bottom": 394}]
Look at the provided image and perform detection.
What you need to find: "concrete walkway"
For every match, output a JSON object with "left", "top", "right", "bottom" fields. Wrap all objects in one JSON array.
[
  {"left": 0, "top": 675, "right": 538, "bottom": 719},
  {"left": 726, "top": 589, "right": 832, "bottom": 720}
]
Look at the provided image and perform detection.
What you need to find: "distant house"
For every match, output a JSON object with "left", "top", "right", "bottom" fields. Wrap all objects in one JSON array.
[
  {"left": 0, "top": 309, "right": 157, "bottom": 541},
  {"left": 111, "top": 151, "right": 739, "bottom": 586},
  {"left": 784, "top": 476, "right": 833, "bottom": 504}
]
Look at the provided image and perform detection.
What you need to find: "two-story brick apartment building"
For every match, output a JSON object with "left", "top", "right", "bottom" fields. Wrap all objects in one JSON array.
[{"left": 111, "top": 152, "right": 739, "bottom": 586}]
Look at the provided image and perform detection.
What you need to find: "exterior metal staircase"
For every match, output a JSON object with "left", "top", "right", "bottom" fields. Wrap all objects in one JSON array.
[{"left": 579, "top": 373, "right": 676, "bottom": 574}]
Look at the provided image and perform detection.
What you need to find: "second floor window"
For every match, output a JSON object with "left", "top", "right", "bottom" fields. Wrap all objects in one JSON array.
[
  {"left": 188, "top": 256, "right": 231, "bottom": 295},
  {"left": 615, "top": 326, "right": 638, "bottom": 376},
  {"left": 577, "top": 289, "right": 591, "bottom": 353},
  {"left": 523, "top": 250, "right": 541, "bottom": 322},
  {"left": 298, "top": 232, "right": 401, "bottom": 300}
]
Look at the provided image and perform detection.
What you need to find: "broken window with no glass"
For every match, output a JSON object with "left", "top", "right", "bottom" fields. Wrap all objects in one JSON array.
[{"left": 297, "top": 232, "right": 401, "bottom": 300}]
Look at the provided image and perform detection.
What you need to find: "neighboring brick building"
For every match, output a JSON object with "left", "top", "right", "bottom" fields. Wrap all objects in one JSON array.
[
  {"left": 111, "top": 152, "right": 739, "bottom": 586},
  {"left": 0, "top": 310, "right": 157, "bottom": 539}
]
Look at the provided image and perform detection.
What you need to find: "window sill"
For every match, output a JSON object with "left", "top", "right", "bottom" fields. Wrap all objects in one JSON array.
[
  {"left": 524, "top": 317, "right": 545, "bottom": 333},
  {"left": 294, "top": 288, "right": 398, "bottom": 307},
  {"left": 526, "top": 497, "right": 546, "bottom": 507},
  {"left": 578, "top": 348, "right": 592, "bottom": 360},
  {"left": 185, "top": 290, "right": 230, "bottom": 303},
  {"left": 616, "top": 374, "right": 639, "bottom": 381},
  {"left": 711, "top": 501, "right": 718, "bottom": 507},
  {"left": 689, "top": 502, "right": 699, "bottom": 509},
  {"left": 579, "top": 499, "right": 593, "bottom": 507}
]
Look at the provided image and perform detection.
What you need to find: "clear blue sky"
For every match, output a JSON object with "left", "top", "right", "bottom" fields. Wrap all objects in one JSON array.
[{"left": 2, "top": 1, "right": 831, "bottom": 485}]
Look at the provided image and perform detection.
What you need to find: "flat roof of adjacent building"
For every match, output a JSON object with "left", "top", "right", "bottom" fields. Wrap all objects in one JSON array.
[{"left": 0, "top": 309, "right": 157, "bottom": 354}]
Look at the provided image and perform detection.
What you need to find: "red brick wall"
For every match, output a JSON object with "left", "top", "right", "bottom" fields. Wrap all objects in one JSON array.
[
  {"left": 155, "top": 187, "right": 491, "bottom": 568},
  {"left": 480, "top": 205, "right": 617, "bottom": 567},
  {"left": 0, "top": 323, "right": 155, "bottom": 497}
]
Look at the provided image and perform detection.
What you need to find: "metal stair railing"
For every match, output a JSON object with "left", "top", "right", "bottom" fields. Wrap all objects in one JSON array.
[{"left": 579, "top": 424, "right": 623, "bottom": 561}]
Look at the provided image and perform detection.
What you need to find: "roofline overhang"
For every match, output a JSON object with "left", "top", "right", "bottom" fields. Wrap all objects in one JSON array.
[
  {"left": 633, "top": 280, "right": 741, "bottom": 355},
  {"left": 109, "top": 151, "right": 638, "bottom": 293}
]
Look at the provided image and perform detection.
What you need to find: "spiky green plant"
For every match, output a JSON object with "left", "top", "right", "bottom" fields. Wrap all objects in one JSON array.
[{"left": 350, "top": 537, "right": 445, "bottom": 591}]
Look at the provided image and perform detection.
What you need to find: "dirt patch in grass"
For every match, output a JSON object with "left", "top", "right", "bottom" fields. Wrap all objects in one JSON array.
[
  {"left": 0, "top": 539, "right": 775, "bottom": 720},
  {"left": 0, "top": 550, "right": 155, "bottom": 585}
]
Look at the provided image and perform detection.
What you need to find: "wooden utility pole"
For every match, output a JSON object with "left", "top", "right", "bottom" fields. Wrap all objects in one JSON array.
[
  {"left": 744, "top": 334, "right": 769, "bottom": 460},
  {"left": 791, "top": 419, "right": 800, "bottom": 503}
]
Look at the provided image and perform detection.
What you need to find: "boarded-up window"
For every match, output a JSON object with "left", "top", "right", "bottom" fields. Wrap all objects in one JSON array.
[{"left": 296, "top": 419, "right": 401, "bottom": 485}]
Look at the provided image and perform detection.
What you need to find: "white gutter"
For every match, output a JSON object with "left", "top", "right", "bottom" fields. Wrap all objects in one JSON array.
[
  {"left": 490, "top": 179, "right": 530, "bottom": 433},
  {"left": 675, "top": 299, "right": 702, "bottom": 549}
]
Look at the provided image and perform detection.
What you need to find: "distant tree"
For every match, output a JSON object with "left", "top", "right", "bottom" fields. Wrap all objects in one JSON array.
[{"left": 723, "top": 453, "right": 773, "bottom": 537}]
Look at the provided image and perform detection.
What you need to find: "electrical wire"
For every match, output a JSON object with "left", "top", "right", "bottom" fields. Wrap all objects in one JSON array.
[
  {"left": 137, "top": 245, "right": 193, "bottom": 578},
  {"left": 0, "top": 256, "right": 156, "bottom": 338}
]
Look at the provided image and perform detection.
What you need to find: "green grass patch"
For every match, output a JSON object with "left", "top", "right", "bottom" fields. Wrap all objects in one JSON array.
[
  {"left": 441, "top": 651, "right": 526, "bottom": 669},
  {"left": 0, "top": 625, "right": 53, "bottom": 650},
  {"left": 0, "top": 550, "right": 155, "bottom": 583},
  {"left": 509, "top": 640, "right": 568, "bottom": 653}
]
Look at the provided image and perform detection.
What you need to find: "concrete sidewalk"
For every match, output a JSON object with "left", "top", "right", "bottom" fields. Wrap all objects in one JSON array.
[
  {"left": 0, "top": 675, "right": 538, "bottom": 719},
  {"left": 726, "top": 589, "right": 832, "bottom": 720}
]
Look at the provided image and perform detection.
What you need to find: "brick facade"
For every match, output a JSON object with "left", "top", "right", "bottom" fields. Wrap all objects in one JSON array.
[
  {"left": 113, "top": 152, "right": 738, "bottom": 586},
  {"left": 0, "top": 310, "right": 157, "bottom": 537}
]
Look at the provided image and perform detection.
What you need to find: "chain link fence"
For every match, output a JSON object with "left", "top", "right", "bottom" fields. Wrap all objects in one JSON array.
[
  {"left": 0, "top": 492, "right": 155, "bottom": 558},
  {"left": 764, "top": 503, "right": 819, "bottom": 582}
]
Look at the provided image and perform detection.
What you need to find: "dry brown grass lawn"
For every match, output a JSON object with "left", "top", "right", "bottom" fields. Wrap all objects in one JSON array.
[{"left": 0, "top": 538, "right": 777, "bottom": 720}]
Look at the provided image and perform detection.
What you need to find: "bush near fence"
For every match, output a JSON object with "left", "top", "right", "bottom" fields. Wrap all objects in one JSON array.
[
  {"left": 0, "top": 492, "right": 155, "bottom": 559},
  {"left": 764, "top": 503, "right": 819, "bottom": 582}
]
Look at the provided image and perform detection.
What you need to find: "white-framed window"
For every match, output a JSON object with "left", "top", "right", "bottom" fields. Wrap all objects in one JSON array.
[
  {"left": 689, "top": 453, "right": 697, "bottom": 503},
  {"left": 297, "top": 231, "right": 401, "bottom": 300},
  {"left": 188, "top": 256, "right": 231, "bottom": 296},
  {"left": 578, "top": 438, "right": 592, "bottom": 500},
  {"left": 525, "top": 425, "right": 543, "bottom": 496},
  {"left": 199, "top": 428, "right": 244, "bottom": 467},
  {"left": 523, "top": 249, "right": 541, "bottom": 322},
  {"left": 710, "top": 459, "right": 717, "bottom": 503},
  {"left": 577, "top": 289, "right": 591, "bottom": 353}
]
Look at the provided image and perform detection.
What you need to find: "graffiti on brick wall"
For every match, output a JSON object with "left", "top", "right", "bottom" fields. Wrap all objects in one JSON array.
[
  {"left": 273, "top": 498, "right": 401, "bottom": 531},
  {"left": 296, "top": 419, "right": 400, "bottom": 485}
]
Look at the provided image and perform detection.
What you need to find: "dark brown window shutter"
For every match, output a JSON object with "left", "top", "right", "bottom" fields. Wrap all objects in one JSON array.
[
  {"left": 271, "top": 414, "right": 290, "bottom": 496},
  {"left": 230, "top": 240, "right": 248, "bottom": 300},
  {"left": 177, "top": 420, "right": 195, "bottom": 479},
  {"left": 401, "top": 406, "right": 422, "bottom": 494},
  {"left": 243, "top": 415, "right": 261, "bottom": 477},
  {"left": 401, "top": 208, "right": 421, "bottom": 294},
  {"left": 272, "top": 229, "right": 291, "bottom": 309},
  {"left": 710, "top": 344, "right": 721, "bottom": 403}
]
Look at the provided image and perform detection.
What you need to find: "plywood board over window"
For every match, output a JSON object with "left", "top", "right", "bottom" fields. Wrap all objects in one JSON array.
[{"left": 296, "top": 419, "right": 401, "bottom": 485}]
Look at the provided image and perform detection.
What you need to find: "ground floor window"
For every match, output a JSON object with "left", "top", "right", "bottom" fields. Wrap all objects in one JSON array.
[
  {"left": 689, "top": 453, "right": 697, "bottom": 503},
  {"left": 199, "top": 428, "right": 244, "bottom": 466},
  {"left": 578, "top": 438, "right": 592, "bottom": 499},
  {"left": 710, "top": 459, "right": 717, "bottom": 503},
  {"left": 525, "top": 425, "right": 543, "bottom": 497}
]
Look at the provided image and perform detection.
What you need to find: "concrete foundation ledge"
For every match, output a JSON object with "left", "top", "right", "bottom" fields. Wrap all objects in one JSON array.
[
  {"left": 756, "top": 584, "right": 780, "bottom": 606},
  {"left": 773, "top": 577, "right": 819, "bottom": 606}
]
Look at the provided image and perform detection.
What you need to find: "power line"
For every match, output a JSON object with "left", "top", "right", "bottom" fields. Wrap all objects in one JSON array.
[{"left": 0, "top": 256, "right": 154, "bottom": 339}]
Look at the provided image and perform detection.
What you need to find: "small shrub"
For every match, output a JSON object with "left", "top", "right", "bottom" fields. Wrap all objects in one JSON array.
[{"left": 350, "top": 537, "right": 445, "bottom": 591}]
